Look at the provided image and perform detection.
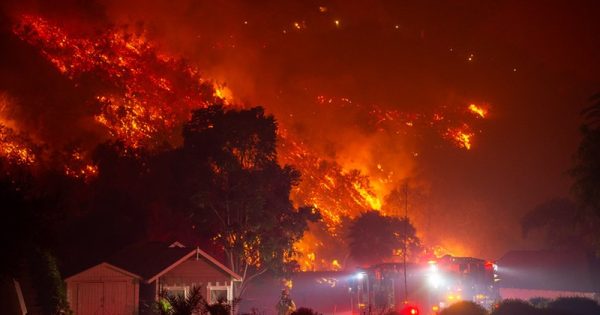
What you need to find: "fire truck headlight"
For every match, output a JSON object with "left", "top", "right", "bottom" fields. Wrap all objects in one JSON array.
[
  {"left": 355, "top": 272, "right": 366, "bottom": 280},
  {"left": 427, "top": 273, "right": 443, "bottom": 288}
]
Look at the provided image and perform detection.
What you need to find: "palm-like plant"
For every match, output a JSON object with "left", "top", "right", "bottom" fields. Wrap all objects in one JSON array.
[{"left": 156, "top": 286, "right": 205, "bottom": 315}]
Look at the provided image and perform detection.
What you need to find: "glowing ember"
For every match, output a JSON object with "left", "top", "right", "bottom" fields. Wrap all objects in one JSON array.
[
  {"left": 63, "top": 150, "right": 99, "bottom": 181},
  {"left": 468, "top": 104, "right": 487, "bottom": 118},
  {"left": 446, "top": 125, "right": 474, "bottom": 150},
  {"left": 0, "top": 126, "right": 36, "bottom": 165},
  {"left": 321, "top": 96, "right": 486, "bottom": 150},
  {"left": 0, "top": 94, "right": 36, "bottom": 165}
]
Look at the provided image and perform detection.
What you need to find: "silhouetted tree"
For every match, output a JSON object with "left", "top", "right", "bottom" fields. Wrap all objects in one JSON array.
[
  {"left": 521, "top": 198, "right": 584, "bottom": 250},
  {"left": 348, "top": 211, "right": 420, "bottom": 266},
  {"left": 182, "top": 105, "right": 320, "bottom": 296},
  {"left": 29, "top": 249, "right": 71, "bottom": 315},
  {"left": 571, "top": 93, "right": 600, "bottom": 254}
]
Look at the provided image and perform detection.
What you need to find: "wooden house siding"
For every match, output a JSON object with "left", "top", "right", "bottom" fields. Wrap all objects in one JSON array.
[
  {"left": 66, "top": 264, "right": 139, "bottom": 315},
  {"left": 160, "top": 258, "right": 231, "bottom": 287}
]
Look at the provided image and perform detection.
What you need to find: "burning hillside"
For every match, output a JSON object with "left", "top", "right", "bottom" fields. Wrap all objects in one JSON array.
[
  {"left": 1, "top": 14, "right": 490, "bottom": 271},
  {"left": 13, "top": 14, "right": 220, "bottom": 149}
]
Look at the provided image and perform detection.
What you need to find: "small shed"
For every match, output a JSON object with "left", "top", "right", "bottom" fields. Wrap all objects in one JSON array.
[{"left": 65, "top": 262, "right": 142, "bottom": 315}]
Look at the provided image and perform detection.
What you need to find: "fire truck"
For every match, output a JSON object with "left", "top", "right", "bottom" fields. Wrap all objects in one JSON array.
[{"left": 351, "top": 256, "right": 498, "bottom": 315}]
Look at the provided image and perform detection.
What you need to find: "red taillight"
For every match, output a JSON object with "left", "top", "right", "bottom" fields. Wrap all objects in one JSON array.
[{"left": 401, "top": 305, "right": 419, "bottom": 315}]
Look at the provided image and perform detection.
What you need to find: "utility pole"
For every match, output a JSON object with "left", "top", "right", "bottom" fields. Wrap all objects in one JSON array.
[{"left": 403, "top": 181, "right": 409, "bottom": 304}]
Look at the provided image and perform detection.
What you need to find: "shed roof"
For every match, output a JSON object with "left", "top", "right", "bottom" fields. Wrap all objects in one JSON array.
[{"left": 64, "top": 262, "right": 143, "bottom": 282}]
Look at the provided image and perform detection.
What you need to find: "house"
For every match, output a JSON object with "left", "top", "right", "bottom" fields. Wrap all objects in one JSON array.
[
  {"left": 496, "top": 250, "right": 598, "bottom": 300},
  {"left": 65, "top": 242, "right": 242, "bottom": 315}
]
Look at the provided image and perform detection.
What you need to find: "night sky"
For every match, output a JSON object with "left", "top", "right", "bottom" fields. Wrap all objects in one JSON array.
[{"left": 2, "top": 0, "right": 600, "bottom": 260}]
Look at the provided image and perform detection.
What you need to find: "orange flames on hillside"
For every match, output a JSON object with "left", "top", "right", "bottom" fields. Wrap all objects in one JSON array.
[
  {"left": 13, "top": 15, "right": 221, "bottom": 149},
  {"left": 468, "top": 103, "right": 488, "bottom": 119},
  {"left": 0, "top": 126, "right": 36, "bottom": 165},
  {"left": 3, "top": 15, "right": 490, "bottom": 270},
  {"left": 446, "top": 124, "right": 474, "bottom": 150},
  {"left": 278, "top": 128, "right": 381, "bottom": 231}
]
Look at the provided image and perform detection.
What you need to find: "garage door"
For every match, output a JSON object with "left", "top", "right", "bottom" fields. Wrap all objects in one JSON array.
[
  {"left": 76, "top": 282, "right": 129, "bottom": 315},
  {"left": 77, "top": 282, "right": 103, "bottom": 315},
  {"left": 103, "top": 282, "right": 128, "bottom": 315}
]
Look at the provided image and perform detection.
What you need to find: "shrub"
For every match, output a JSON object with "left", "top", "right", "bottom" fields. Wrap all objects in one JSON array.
[
  {"left": 547, "top": 297, "right": 600, "bottom": 315},
  {"left": 291, "top": 307, "right": 322, "bottom": 315},
  {"left": 491, "top": 299, "right": 539, "bottom": 315},
  {"left": 154, "top": 287, "right": 235, "bottom": 315},
  {"left": 205, "top": 297, "right": 232, "bottom": 315},
  {"left": 529, "top": 297, "right": 552, "bottom": 309},
  {"left": 155, "top": 286, "right": 205, "bottom": 315},
  {"left": 439, "top": 301, "right": 487, "bottom": 315}
]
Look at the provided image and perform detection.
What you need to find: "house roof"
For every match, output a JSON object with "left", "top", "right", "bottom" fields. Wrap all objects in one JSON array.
[
  {"left": 107, "top": 241, "right": 242, "bottom": 283},
  {"left": 496, "top": 250, "right": 596, "bottom": 292}
]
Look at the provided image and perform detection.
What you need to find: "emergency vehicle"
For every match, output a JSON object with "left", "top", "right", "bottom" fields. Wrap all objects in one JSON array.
[{"left": 352, "top": 255, "right": 498, "bottom": 315}]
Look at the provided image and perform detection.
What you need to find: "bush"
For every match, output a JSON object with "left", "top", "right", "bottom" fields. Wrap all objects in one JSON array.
[
  {"left": 439, "top": 301, "right": 488, "bottom": 315},
  {"left": 547, "top": 297, "right": 600, "bottom": 315},
  {"left": 291, "top": 307, "right": 322, "bottom": 315},
  {"left": 491, "top": 299, "right": 539, "bottom": 315},
  {"left": 205, "top": 297, "right": 232, "bottom": 315},
  {"left": 529, "top": 297, "right": 552, "bottom": 308},
  {"left": 154, "top": 287, "right": 236, "bottom": 315},
  {"left": 155, "top": 286, "right": 205, "bottom": 315}
]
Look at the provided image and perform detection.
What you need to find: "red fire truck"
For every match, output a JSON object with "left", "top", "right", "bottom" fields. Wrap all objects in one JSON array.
[{"left": 352, "top": 256, "right": 498, "bottom": 315}]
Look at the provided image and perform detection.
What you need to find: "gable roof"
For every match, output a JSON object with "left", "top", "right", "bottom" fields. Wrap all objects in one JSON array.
[
  {"left": 65, "top": 262, "right": 143, "bottom": 282},
  {"left": 108, "top": 241, "right": 242, "bottom": 283},
  {"left": 496, "top": 250, "right": 596, "bottom": 292}
]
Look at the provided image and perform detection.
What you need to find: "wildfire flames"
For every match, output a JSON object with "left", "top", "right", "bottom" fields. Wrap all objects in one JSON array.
[
  {"left": 446, "top": 124, "right": 474, "bottom": 150},
  {"left": 14, "top": 15, "right": 220, "bottom": 149},
  {"left": 0, "top": 126, "right": 36, "bottom": 165},
  {"left": 2, "top": 14, "right": 490, "bottom": 271},
  {"left": 468, "top": 103, "right": 488, "bottom": 119}
]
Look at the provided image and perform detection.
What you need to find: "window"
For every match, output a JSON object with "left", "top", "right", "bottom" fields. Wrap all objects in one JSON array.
[
  {"left": 208, "top": 284, "right": 231, "bottom": 304},
  {"left": 210, "top": 288, "right": 227, "bottom": 303},
  {"left": 163, "top": 286, "right": 189, "bottom": 299}
]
